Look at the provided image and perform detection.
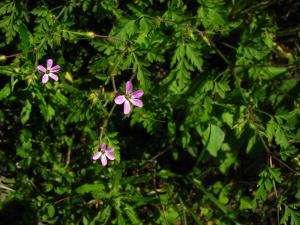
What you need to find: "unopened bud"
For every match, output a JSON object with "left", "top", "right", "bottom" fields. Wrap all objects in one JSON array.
[
  {"left": 86, "top": 32, "right": 96, "bottom": 39},
  {"left": 0, "top": 55, "right": 7, "bottom": 61}
]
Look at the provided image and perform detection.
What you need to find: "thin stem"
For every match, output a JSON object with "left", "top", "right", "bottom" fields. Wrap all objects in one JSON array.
[
  {"left": 111, "top": 76, "right": 117, "bottom": 93},
  {"left": 151, "top": 163, "right": 169, "bottom": 225},
  {"left": 272, "top": 155, "right": 300, "bottom": 176},
  {"left": 66, "top": 148, "right": 71, "bottom": 166},
  {"left": 94, "top": 34, "right": 124, "bottom": 42},
  {"left": 0, "top": 183, "right": 15, "bottom": 192},
  {"left": 55, "top": 6, "right": 66, "bottom": 21},
  {"left": 99, "top": 104, "right": 116, "bottom": 143},
  {"left": 269, "top": 156, "right": 278, "bottom": 198}
]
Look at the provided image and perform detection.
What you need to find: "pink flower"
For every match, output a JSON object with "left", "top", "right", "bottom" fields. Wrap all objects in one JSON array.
[
  {"left": 92, "top": 143, "right": 115, "bottom": 166},
  {"left": 37, "top": 59, "right": 61, "bottom": 83},
  {"left": 114, "top": 81, "right": 144, "bottom": 114}
]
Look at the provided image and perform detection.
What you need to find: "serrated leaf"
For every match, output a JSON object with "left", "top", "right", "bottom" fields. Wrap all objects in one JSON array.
[
  {"left": 124, "top": 204, "right": 142, "bottom": 225},
  {"left": 90, "top": 205, "right": 111, "bottom": 225},
  {"left": 275, "top": 127, "right": 289, "bottom": 148},
  {"left": 39, "top": 104, "right": 55, "bottom": 122},
  {"left": 185, "top": 44, "right": 203, "bottom": 71},
  {"left": 268, "top": 167, "right": 282, "bottom": 183},
  {"left": 132, "top": 53, "right": 150, "bottom": 91}
]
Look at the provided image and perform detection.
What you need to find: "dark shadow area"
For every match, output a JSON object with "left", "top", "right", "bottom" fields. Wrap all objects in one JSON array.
[{"left": 0, "top": 199, "right": 38, "bottom": 225}]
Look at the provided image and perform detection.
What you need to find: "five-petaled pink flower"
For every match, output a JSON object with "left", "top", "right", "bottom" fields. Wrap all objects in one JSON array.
[
  {"left": 114, "top": 81, "right": 144, "bottom": 114},
  {"left": 92, "top": 143, "right": 115, "bottom": 166},
  {"left": 37, "top": 59, "right": 61, "bottom": 83}
]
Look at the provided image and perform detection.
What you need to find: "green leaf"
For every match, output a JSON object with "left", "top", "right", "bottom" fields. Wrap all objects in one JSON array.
[
  {"left": 239, "top": 197, "right": 255, "bottom": 210},
  {"left": 262, "top": 66, "right": 288, "bottom": 80},
  {"left": 246, "top": 134, "right": 256, "bottom": 153},
  {"left": 53, "top": 90, "right": 68, "bottom": 106},
  {"left": 280, "top": 206, "right": 300, "bottom": 225},
  {"left": 0, "top": 83, "right": 11, "bottom": 100},
  {"left": 124, "top": 204, "right": 142, "bottom": 225},
  {"left": 203, "top": 124, "right": 225, "bottom": 157},
  {"left": 47, "top": 204, "right": 55, "bottom": 217},
  {"left": 222, "top": 112, "right": 234, "bottom": 128},
  {"left": 268, "top": 167, "right": 282, "bottom": 183},
  {"left": 20, "top": 100, "right": 32, "bottom": 124},
  {"left": 76, "top": 183, "right": 105, "bottom": 194},
  {"left": 18, "top": 22, "right": 32, "bottom": 51},
  {"left": 185, "top": 43, "right": 203, "bottom": 71},
  {"left": 132, "top": 52, "right": 150, "bottom": 91},
  {"left": 90, "top": 205, "right": 111, "bottom": 225},
  {"left": 266, "top": 119, "right": 276, "bottom": 142},
  {"left": 39, "top": 104, "right": 55, "bottom": 122},
  {"left": 275, "top": 127, "right": 289, "bottom": 148}
]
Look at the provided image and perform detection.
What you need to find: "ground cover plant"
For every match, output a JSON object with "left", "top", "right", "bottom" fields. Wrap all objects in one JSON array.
[{"left": 0, "top": 0, "right": 300, "bottom": 224}]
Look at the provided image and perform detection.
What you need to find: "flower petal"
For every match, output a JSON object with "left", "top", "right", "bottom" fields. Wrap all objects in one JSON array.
[
  {"left": 106, "top": 152, "right": 115, "bottom": 160},
  {"left": 100, "top": 143, "right": 106, "bottom": 150},
  {"left": 106, "top": 147, "right": 114, "bottom": 153},
  {"left": 42, "top": 74, "right": 49, "bottom": 83},
  {"left": 37, "top": 65, "right": 46, "bottom": 73},
  {"left": 92, "top": 152, "right": 101, "bottom": 160},
  {"left": 124, "top": 100, "right": 131, "bottom": 114},
  {"left": 49, "top": 73, "right": 58, "bottom": 81},
  {"left": 132, "top": 90, "right": 144, "bottom": 98},
  {"left": 101, "top": 154, "right": 107, "bottom": 166},
  {"left": 47, "top": 59, "right": 53, "bottom": 69},
  {"left": 130, "top": 98, "right": 143, "bottom": 107},
  {"left": 114, "top": 95, "right": 125, "bottom": 105},
  {"left": 126, "top": 81, "right": 133, "bottom": 94},
  {"left": 51, "top": 65, "right": 61, "bottom": 72}
]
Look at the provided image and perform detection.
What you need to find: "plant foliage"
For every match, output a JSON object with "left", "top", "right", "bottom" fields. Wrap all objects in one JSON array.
[{"left": 0, "top": 0, "right": 300, "bottom": 224}]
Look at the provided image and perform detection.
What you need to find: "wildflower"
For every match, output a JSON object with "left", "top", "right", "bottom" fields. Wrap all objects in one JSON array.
[
  {"left": 114, "top": 81, "right": 144, "bottom": 114},
  {"left": 37, "top": 59, "right": 61, "bottom": 83},
  {"left": 92, "top": 143, "right": 115, "bottom": 166}
]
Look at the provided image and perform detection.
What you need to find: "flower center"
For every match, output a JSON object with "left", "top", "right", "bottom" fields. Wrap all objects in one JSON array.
[
  {"left": 125, "top": 93, "right": 132, "bottom": 100},
  {"left": 101, "top": 149, "right": 106, "bottom": 154},
  {"left": 46, "top": 69, "right": 50, "bottom": 74}
]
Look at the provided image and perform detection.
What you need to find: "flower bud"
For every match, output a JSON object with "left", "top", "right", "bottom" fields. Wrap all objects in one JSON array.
[
  {"left": 85, "top": 32, "right": 96, "bottom": 39},
  {"left": 0, "top": 55, "right": 7, "bottom": 61}
]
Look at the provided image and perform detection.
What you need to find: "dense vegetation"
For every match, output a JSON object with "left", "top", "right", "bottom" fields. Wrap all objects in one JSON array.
[{"left": 0, "top": 0, "right": 300, "bottom": 224}]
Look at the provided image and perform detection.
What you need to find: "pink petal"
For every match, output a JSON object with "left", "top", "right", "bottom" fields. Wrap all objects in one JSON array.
[
  {"left": 126, "top": 81, "right": 133, "bottom": 94},
  {"left": 42, "top": 74, "right": 49, "bottom": 83},
  {"left": 101, "top": 155, "right": 107, "bottom": 166},
  {"left": 124, "top": 100, "right": 131, "bottom": 114},
  {"left": 100, "top": 143, "right": 106, "bottom": 150},
  {"left": 49, "top": 73, "right": 58, "bottom": 81},
  {"left": 51, "top": 65, "right": 61, "bottom": 72},
  {"left": 37, "top": 65, "right": 46, "bottom": 73},
  {"left": 106, "top": 152, "right": 115, "bottom": 160},
  {"left": 114, "top": 95, "right": 125, "bottom": 105},
  {"left": 92, "top": 152, "right": 101, "bottom": 160},
  {"left": 132, "top": 90, "right": 144, "bottom": 98},
  {"left": 131, "top": 98, "right": 143, "bottom": 107},
  {"left": 47, "top": 59, "right": 53, "bottom": 69},
  {"left": 106, "top": 147, "right": 114, "bottom": 153}
]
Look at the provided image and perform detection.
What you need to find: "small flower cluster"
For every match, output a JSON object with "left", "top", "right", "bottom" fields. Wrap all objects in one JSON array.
[{"left": 37, "top": 59, "right": 144, "bottom": 167}]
